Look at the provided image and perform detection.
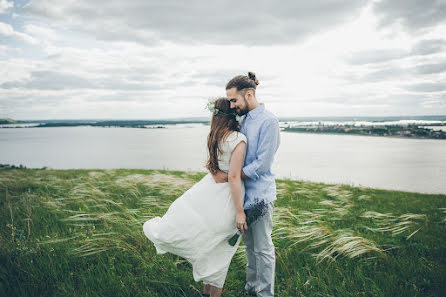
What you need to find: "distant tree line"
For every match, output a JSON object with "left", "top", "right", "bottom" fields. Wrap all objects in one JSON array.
[
  {"left": 283, "top": 124, "right": 446, "bottom": 139},
  {"left": 35, "top": 120, "right": 209, "bottom": 128}
]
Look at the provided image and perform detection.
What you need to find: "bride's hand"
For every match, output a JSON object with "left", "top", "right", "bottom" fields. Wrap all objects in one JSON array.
[
  {"left": 236, "top": 211, "right": 248, "bottom": 234},
  {"left": 212, "top": 170, "right": 228, "bottom": 183}
]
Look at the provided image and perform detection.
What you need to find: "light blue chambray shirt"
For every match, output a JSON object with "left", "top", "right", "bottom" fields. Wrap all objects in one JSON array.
[{"left": 240, "top": 103, "right": 280, "bottom": 210}]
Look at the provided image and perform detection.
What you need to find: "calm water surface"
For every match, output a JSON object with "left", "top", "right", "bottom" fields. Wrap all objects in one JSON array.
[{"left": 1, "top": 125, "right": 445, "bottom": 194}]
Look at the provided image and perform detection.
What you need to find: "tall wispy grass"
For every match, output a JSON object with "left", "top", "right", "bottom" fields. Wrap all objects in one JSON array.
[
  {"left": 272, "top": 206, "right": 386, "bottom": 264},
  {"left": 2, "top": 169, "right": 445, "bottom": 297},
  {"left": 39, "top": 172, "right": 174, "bottom": 257},
  {"left": 361, "top": 211, "right": 427, "bottom": 240},
  {"left": 269, "top": 184, "right": 429, "bottom": 265},
  {"left": 439, "top": 207, "right": 446, "bottom": 224},
  {"left": 314, "top": 229, "right": 384, "bottom": 264}
]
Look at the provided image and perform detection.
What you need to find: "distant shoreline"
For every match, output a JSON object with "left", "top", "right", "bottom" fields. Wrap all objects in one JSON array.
[
  {"left": 282, "top": 125, "right": 446, "bottom": 140},
  {"left": 3, "top": 115, "right": 446, "bottom": 122},
  {"left": 2, "top": 118, "right": 446, "bottom": 140},
  {"left": 281, "top": 129, "right": 446, "bottom": 140},
  {"left": 0, "top": 120, "right": 209, "bottom": 129}
]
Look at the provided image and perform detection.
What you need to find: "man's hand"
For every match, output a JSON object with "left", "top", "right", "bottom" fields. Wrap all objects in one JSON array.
[{"left": 212, "top": 170, "right": 228, "bottom": 183}]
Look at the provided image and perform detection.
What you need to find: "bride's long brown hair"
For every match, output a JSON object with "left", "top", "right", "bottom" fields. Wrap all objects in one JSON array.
[{"left": 206, "top": 98, "right": 240, "bottom": 175}]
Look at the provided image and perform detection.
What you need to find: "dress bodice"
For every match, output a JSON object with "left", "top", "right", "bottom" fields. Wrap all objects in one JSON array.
[{"left": 218, "top": 131, "right": 247, "bottom": 173}]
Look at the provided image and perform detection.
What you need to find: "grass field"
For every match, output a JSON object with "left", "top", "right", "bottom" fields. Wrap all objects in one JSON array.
[{"left": 1, "top": 168, "right": 445, "bottom": 296}]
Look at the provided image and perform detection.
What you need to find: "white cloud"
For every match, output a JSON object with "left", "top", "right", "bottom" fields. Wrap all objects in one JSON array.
[
  {"left": 24, "top": 24, "right": 60, "bottom": 42},
  {"left": 1, "top": 0, "right": 445, "bottom": 119},
  {"left": 0, "top": 21, "right": 38, "bottom": 44},
  {"left": 0, "top": 0, "right": 13, "bottom": 14}
]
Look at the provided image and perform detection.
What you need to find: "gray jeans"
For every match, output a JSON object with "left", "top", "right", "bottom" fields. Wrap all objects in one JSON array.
[{"left": 242, "top": 201, "right": 275, "bottom": 297}]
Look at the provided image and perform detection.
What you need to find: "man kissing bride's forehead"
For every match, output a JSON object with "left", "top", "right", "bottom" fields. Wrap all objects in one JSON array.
[
  {"left": 226, "top": 72, "right": 259, "bottom": 116},
  {"left": 143, "top": 72, "right": 280, "bottom": 297},
  {"left": 220, "top": 72, "right": 280, "bottom": 297}
]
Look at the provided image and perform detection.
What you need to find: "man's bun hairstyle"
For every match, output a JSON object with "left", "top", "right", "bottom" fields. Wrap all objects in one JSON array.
[
  {"left": 226, "top": 72, "right": 259, "bottom": 91},
  {"left": 247, "top": 72, "right": 259, "bottom": 86}
]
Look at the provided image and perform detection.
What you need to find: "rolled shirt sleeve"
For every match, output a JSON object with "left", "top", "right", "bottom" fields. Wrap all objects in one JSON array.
[{"left": 242, "top": 118, "right": 280, "bottom": 181}]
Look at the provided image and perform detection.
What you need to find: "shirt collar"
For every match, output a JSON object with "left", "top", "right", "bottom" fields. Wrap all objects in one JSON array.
[{"left": 246, "top": 103, "right": 265, "bottom": 120}]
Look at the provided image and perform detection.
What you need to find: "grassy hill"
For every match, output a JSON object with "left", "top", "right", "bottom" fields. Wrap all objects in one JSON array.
[
  {"left": 0, "top": 118, "right": 18, "bottom": 125},
  {"left": 0, "top": 169, "right": 445, "bottom": 296}
]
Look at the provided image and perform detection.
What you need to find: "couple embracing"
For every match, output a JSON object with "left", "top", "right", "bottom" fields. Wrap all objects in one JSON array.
[{"left": 143, "top": 72, "right": 280, "bottom": 297}]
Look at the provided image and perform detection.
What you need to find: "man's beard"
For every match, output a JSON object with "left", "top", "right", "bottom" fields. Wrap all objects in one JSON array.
[{"left": 236, "top": 97, "right": 250, "bottom": 116}]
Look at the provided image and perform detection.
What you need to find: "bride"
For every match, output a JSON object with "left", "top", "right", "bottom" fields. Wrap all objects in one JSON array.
[{"left": 143, "top": 97, "right": 248, "bottom": 297}]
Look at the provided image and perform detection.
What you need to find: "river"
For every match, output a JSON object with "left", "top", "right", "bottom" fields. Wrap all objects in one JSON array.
[{"left": 1, "top": 124, "right": 445, "bottom": 194}]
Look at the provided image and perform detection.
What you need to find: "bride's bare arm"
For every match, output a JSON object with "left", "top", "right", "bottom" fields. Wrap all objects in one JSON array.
[
  {"left": 211, "top": 170, "right": 228, "bottom": 183},
  {"left": 228, "top": 141, "right": 248, "bottom": 233},
  {"left": 212, "top": 166, "right": 248, "bottom": 183}
]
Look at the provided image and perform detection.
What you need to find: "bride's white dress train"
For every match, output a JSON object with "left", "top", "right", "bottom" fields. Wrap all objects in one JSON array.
[{"left": 143, "top": 131, "right": 247, "bottom": 288}]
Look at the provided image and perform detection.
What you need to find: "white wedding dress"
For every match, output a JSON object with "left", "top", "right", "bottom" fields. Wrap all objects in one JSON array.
[{"left": 143, "top": 131, "right": 247, "bottom": 288}]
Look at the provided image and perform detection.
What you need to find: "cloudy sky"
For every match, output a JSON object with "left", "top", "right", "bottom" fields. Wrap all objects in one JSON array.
[{"left": 1, "top": 0, "right": 445, "bottom": 120}]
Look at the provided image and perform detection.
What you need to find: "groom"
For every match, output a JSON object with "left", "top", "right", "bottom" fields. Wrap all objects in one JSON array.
[{"left": 212, "top": 72, "right": 280, "bottom": 297}]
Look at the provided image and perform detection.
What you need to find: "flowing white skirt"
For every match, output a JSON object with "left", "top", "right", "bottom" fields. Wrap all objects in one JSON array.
[{"left": 143, "top": 173, "right": 243, "bottom": 288}]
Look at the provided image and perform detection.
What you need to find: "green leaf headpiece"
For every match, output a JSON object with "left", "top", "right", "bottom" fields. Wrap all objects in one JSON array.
[{"left": 206, "top": 99, "right": 238, "bottom": 117}]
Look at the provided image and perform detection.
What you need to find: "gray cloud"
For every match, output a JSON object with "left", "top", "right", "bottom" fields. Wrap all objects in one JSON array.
[
  {"left": 384, "top": 93, "right": 426, "bottom": 106},
  {"left": 373, "top": 0, "right": 446, "bottom": 33},
  {"left": 344, "top": 39, "right": 446, "bottom": 66},
  {"left": 0, "top": 70, "right": 166, "bottom": 91},
  {"left": 345, "top": 61, "right": 446, "bottom": 84},
  {"left": 414, "top": 62, "right": 446, "bottom": 74},
  {"left": 0, "top": 91, "right": 69, "bottom": 112},
  {"left": 405, "top": 82, "right": 446, "bottom": 93},
  {"left": 1, "top": 71, "right": 95, "bottom": 90},
  {"left": 360, "top": 67, "right": 406, "bottom": 82},
  {"left": 23, "top": 0, "right": 368, "bottom": 45},
  {"left": 3, "top": 0, "right": 446, "bottom": 118},
  {"left": 411, "top": 39, "right": 446, "bottom": 55},
  {"left": 82, "top": 91, "right": 157, "bottom": 102},
  {"left": 344, "top": 49, "right": 408, "bottom": 65},
  {"left": 189, "top": 70, "right": 242, "bottom": 88},
  {"left": 188, "top": 70, "right": 277, "bottom": 89}
]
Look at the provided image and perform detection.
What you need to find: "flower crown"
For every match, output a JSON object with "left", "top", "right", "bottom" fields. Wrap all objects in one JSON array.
[{"left": 206, "top": 99, "right": 238, "bottom": 117}]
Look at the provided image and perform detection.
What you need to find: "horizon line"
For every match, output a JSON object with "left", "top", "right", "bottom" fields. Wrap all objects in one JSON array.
[{"left": 4, "top": 115, "right": 446, "bottom": 122}]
